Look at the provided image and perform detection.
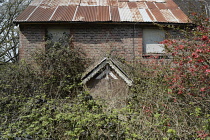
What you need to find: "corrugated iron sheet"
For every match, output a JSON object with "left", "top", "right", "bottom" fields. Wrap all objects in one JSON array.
[
  {"left": 146, "top": 2, "right": 157, "bottom": 9},
  {"left": 118, "top": 2, "right": 128, "bottom": 8},
  {"left": 170, "top": 9, "right": 189, "bottom": 23},
  {"left": 15, "top": 0, "right": 190, "bottom": 23},
  {"left": 75, "top": 6, "right": 98, "bottom": 21},
  {"left": 97, "top": 6, "right": 110, "bottom": 21},
  {"left": 15, "top": 6, "right": 37, "bottom": 21},
  {"left": 110, "top": 0, "right": 118, "bottom": 6},
  {"left": 150, "top": 9, "right": 166, "bottom": 22},
  {"left": 127, "top": 2, "right": 138, "bottom": 9},
  {"left": 130, "top": 7, "right": 143, "bottom": 21},
  {"left": 166, "top": 0, "right": 178, "bottom": 9},
  {"left": 28, "top": 7, "right": 55, "bottom": 21},
  {"left": 136, "top": 2, "right": 148, "bottom": 9},
  {"left": 139, "top": 9, "right": 152, "bottom": 22},
  {"left": 155, "top": 3, "right": 167, "bottom": 9},
  {"left": 146, "top": 9, "right": 156, "bottom": 21},
  {"left": 119, "top": 7, "right": 133, "bottom": 21},
  {"left": 161, "top": 9, "right": 178, "bottom": 22},
  {"left": 50, "top": 6, "right": 77, "bottom": 21},
  {"left": 110, "top": 7, "right": 120, "bottom": 21}
]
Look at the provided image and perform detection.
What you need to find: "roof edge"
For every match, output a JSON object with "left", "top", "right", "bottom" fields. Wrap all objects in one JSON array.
[{"left": 13, "top": 21, "right": 193, "bottom": 26}]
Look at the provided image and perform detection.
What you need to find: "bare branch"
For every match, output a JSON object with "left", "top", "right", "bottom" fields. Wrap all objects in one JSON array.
[{"left": 0, "top": 0, "right": 31, "bottom": 63}]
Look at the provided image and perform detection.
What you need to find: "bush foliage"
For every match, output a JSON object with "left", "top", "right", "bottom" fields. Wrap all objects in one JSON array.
[{"left": 0, "top": 16, "right": 209, "bottom": 140}]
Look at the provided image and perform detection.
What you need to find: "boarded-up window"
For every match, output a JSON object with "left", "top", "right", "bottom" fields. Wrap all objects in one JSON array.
[
  {"left": 143, "top": 29, "right": 165, "bottom": 54},
  {"left": 47, "top": 28, "right": 70, "bottom": 42}
]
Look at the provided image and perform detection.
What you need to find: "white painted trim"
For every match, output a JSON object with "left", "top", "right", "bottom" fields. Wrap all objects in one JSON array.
[
  {"left": 96, "top": 66, "right": 118, "bottom": 80},
  {"left": 109, "top": 72, "right": 118, "bottom": 79},
  {"left": 82, "top": 58, "right": 132, "bottom": 86},
  {"left": 108, "top": 61, "right": 132, "bottom": 86}
]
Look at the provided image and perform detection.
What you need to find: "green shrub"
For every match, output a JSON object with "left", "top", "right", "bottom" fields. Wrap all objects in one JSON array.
[{"left": 0, "top": 23, "right": 209, "bottom": 139}]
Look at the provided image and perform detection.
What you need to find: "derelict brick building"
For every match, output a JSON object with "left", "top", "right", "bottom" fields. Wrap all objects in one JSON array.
[{"left": 14, "top": 0, "right": 190, "bottom": 107}]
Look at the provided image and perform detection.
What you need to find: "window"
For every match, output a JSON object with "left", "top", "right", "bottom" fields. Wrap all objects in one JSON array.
[
  {"left": 143, "top": 28, "right": 165, "bottom": 54},
  {"left": 47, "top": 28, "right": 70, "bottom": 43}
]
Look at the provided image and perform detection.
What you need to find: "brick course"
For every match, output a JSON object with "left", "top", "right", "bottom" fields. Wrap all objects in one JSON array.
[
  {"left": 19, "top": 24, "right": 45, "bottom": 60},
  {"left": 19, "top": 23, "right": 181, "bottom": 63},
  {"left": 19, "top": 23, "right": 143, "bottom": 62}
]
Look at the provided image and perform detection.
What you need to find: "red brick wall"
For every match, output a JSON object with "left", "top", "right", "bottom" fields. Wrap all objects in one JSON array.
[
  {"left": 19, "top": 23, "right": 143, "bottom": 62},
  {"left": 68, "top": 24, "right": 143, "bottom": 62},
  {"left": 19, "top": 24, "right": 45, "bottom": 60}
]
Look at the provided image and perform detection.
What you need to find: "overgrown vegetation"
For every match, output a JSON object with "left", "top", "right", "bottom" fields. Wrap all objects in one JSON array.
[{"left": 0, "top": 12, "right": 209, "bottom": 140}]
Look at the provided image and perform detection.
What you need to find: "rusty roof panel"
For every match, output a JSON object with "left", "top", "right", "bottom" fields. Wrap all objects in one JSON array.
[
  {"left": 170, "top": 9, "right": 189, "bottom": 23},
  {"left": 118, "top": 2, "right": 128, "bottom": 8},
  {"left": 139, "top": 9, "right": 152, "bottom": 22},
  {"left": 150, "top": 9, "right": 166, "bottom": 22},
  {"left": 28, "top": 7, "right": 55, "bottom": 21},
  {"left": 136, "top": 2, "right": 147, "bottom": 9},
  {"left": 127, "top": 2, "right": 138, "bottom": 9},
  {"left": 166, "top": 0, "right": 178, "bottom": 9},
  {"left": 160, "top": 9, "right": 178, "bottom": 22},
  {"left": 50, "top": 6, "right": 77, "bottom": 21},
  {"left": 128, "top": 2, "right": 143, "bottom": 22},
  {"left": 146, "top": 9, "right": 156, "bottom": 21},
  {"left": 75, "top": 6, "right": 97, "bottom": 21},
  {"left": 146, "top": 2, "right": 157, "bottom": 9},
  {"left": 97, "top": 6, "right": 110, "bottom": 21},
  {"left": 110, "top": 0, "right": 118, "bottom": 6},
  {"left": 15, "top": 0, "right": 190, "bottom": 24},
  {"left": 130, "top": 8, "right": 143, "bottom": 21},
  {"left": 84, "top": 6, "right": 96, "bottom": 21},
  {"left": 110, "top": 7, "right": 121, "bottom": 21},
  {"left": 155, "top": 2, "right": 167, "bottom": 9},
  {"left": 15, "top": 6, "right": 37, "bottom": 21}
]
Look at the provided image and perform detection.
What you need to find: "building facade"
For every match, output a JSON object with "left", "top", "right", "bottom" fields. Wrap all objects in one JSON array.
[
  {"left": 15, "top": 0, "right": 190, "bottom": 62},
  {"left": 15, "top": 0, "right": 190, "bottom": 106}
]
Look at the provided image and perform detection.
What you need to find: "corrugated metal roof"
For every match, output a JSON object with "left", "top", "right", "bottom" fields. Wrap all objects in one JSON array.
[
  {"left": 50, "top": 6, "right": 77, "bottom": 21},
  {"left": 139, "top": 9, "right": 152, "bottom": 22},
  {"left": 30, "top": 7, "right": 55, "bottom": 21},
  {"left": 110, "top": 7, "right": 121, "bottom": 21},
  {"left": 15, "top": 0, "right": 190, "bottom": 23}
]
